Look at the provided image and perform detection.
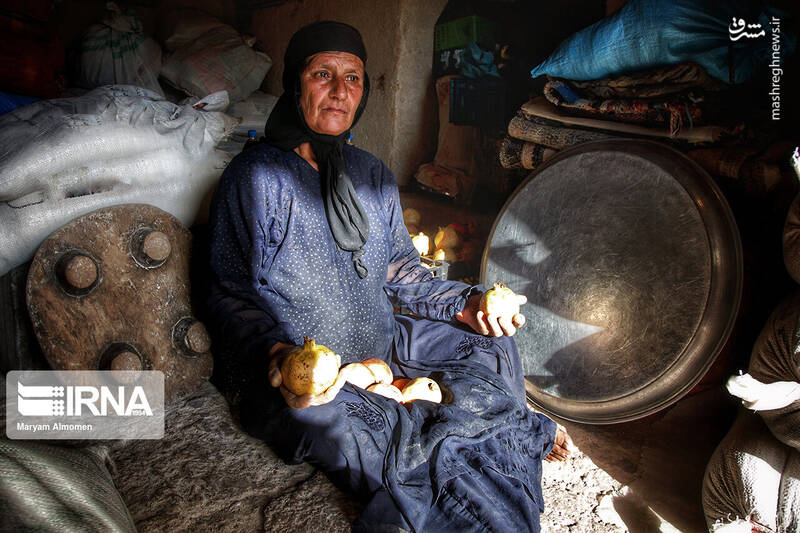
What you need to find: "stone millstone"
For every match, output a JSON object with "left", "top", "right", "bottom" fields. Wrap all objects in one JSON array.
[{"left": 26, "top": 204, "right": 213, "bottom": 404}]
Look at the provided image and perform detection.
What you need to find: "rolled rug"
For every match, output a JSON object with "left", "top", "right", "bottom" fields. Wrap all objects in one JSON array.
[
  {"left": 498, "top": 137, "right": 557, "bottom": 170},
  {"left": 687, "top": 148, "right": 783, "bottom": 194},
  {"left": 564, "top": 63, "right": 726, "bottom": 100},
  {"left": 507, "top": 112, "right": 613, "bottom": 150},
  {"left": 543, "top": 78, "right": 704, "bottom": 137},
  {"left": 520, "top": 96, "right": 735, "bottom": 144}
]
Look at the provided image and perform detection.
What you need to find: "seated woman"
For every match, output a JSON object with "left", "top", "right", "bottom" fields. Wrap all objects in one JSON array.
[{"left": 206, "top": 20, "right": 570, "bottom": 532}]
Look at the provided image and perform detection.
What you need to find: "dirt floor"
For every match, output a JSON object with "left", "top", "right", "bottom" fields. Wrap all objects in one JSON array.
[
  {"left": 536, "top": 386, "right": 738, "bottom": 533},
  {"left": 541, "top": 446, "right": 626, "bottom": 533}
]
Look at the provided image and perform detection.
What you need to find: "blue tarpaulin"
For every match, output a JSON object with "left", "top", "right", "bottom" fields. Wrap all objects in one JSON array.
[{"left": 530, "top": 0, "right": 796, "bottom": 85}]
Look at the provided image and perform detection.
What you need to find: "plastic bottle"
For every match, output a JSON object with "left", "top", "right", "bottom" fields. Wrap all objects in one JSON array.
[{"left": 243, "top": 129, "right": 259, "bottom": 151}]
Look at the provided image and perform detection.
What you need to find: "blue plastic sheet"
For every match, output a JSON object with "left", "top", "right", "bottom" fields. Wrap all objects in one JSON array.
[
  {"left": 0, "top": 92, "right": 39, "bottom": 116},
  {"left": 530, "top": 0, "right": 796, "bottom": 84},
  {"left": 459, "top": 42, "right": 500, "bottom": 79}
]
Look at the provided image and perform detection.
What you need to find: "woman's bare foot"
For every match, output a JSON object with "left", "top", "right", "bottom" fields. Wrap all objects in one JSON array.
[{"left": 545, "top": 424, "right": 574, "bottom": 462}]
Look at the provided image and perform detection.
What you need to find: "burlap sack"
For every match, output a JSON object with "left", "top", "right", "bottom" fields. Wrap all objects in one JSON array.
[
  {"left": 702, "top": 411, "right": 800, "bottom": 533},
  {"left": 0, "top": 439, "right": 136, "bottom": 533},
  {"left": 783, "top": 194, "right": 800, "bottom": 284},
  {"left": 747, "top": 291, "right": 800, "bottom": 451},
  {"left": 76, "top": 2, "right": 163, "bottom": 96},
  {"left": 160, "top": 19, "right": 271, "bottom": 103},
  {"left": 414, "top": 75, "right": 479, "bottom": 203}
]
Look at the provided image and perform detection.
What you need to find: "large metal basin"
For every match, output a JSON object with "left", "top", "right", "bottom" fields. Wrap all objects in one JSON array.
[{"left": 481, "top": 140, "right": 742, "bottom": 423}]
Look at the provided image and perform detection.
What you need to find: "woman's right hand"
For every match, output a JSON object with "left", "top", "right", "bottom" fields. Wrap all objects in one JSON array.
[{"left": 267, "top": 342, "right": 348, "bottom": 409}]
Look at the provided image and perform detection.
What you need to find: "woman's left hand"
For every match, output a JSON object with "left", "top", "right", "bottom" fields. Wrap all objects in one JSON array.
[{"left": 455, "top": 292, "right": 527, "bottom": 337}]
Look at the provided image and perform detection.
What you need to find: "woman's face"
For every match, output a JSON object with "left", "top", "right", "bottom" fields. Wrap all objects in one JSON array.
[{"left": 299, "top": 51, "right": 364, "bottom": 136}]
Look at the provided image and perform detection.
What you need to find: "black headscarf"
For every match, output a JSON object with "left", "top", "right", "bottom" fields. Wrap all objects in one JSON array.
[{"left": 264, "top": 21, "right": 371, "bottom": 279}]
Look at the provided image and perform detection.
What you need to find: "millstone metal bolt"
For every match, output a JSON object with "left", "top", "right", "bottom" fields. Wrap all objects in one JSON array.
[
  {"left": 185, "top": 322, "right": 211, "bottom": 353},
  {"left": 63, "top": 255, "right": 97, "bottom": 289},
  {"left": 111, "top": 351, "right": 142, "bottom": 372},
  {"left": 142, "top": 231, "right": 171, "bottom": 262},
  {"left": 109, "top": 350, "right": 142, "bottom": 384}
]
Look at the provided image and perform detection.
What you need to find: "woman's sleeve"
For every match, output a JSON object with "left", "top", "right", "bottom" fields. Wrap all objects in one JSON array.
[
  {"left": 205, "top": 155, "right": 289, "bottom": 380},
  {"left": 379, "top": 163, "right": 483, "bottom": 321}
]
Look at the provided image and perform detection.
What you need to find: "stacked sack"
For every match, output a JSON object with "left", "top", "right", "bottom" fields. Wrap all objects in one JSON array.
[
  {"left": 157, "top": 9, "right": 272, "bottom": 104},
  {"left": 0, "top": 85, "right": 238, "bottom": 277},
  {"left": 75, "top": 4, "right": 272, "bottom": 106},
  {"left": 0, "top": 8, "right": 280, "bottom": 276},
  {"left": 501, "top": 63, "right": 736, "bottom": 172},
  {"left": 76, "top": 2, "right": 163, "bottom": 97},
  {"left": 503, "top": 0, "right": 796, "bottom": 176},
  {"left": 71, "top": 3, "right": 277, "bottom": 147},
  {"left": 702, "top": 172, "right": 800, "bottom": 532},
  {"left": 156, "top": 9, "right": 277, "bottom": 151},
  {"left": 702, "top": 410, "right": 800, "bottom": 532},
  {"left": 783, "top": 149, "right": 800, "bottom": 281}
]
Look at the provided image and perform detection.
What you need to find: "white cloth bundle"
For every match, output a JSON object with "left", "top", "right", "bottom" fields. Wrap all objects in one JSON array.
[
  {"left": 76, "top": 2, "right": 163, "bottom": 96},
  {"left": 727, "top": 373, "right": 800, "bottom": 411},
  {"left": 0, "top": 85, "right": 236, "bottom": 277},
  {"left": 159, "top": 14, "right": 272, "bottom": 103}
]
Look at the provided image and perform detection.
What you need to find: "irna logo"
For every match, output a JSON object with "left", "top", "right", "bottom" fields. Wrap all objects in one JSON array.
[{"left": 17, "top": 382, "right": 153, "bottom": 417}]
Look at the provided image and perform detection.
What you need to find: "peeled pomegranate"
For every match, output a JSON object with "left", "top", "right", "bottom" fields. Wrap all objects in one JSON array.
[
  {"left": 281, "top": 337, "right": 341, "bottom": 395},
  {"left": 392, "top": 378, "right": 410, "bottom": 391},
  {"left": 363, "top": 358, "right": 393, "bottom": 385},
  {"left": 411, "top": 232, "right": 430, "bottom": 256},
  {"left": 479, "top": 283, "right": 520, "bottom": 316},
  {"left": 340, "top": 362, "right": 376, "bottom": 389},
  {"left": 367, "top": 383, "right": 404, "bottom": 402},
  {"left": 401, "top": 377, "right": 442, "bottom": 403}
]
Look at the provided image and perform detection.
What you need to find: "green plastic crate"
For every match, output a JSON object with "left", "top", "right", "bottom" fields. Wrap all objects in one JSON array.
[{"left": 434, "top": 15, "right": 498, "bottom": 52}]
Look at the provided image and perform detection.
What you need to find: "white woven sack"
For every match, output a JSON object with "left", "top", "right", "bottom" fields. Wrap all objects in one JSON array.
[
  {"left": 784, "top": 194, "right": 800, "bottom": 284},
  {"left": 746, "top": 292, "right": 800, "bottom": 451},
  {"left": 160, "top": 23, "right": 272, "bottom": 103},
  {"left": 76, "top": 2, "right": 163, "bottom": 96},
  {"left": 702, "top": 411, "right": 800, "bottom": 533},
  {"left": 0, "top": 85, "right": 236, "bottom": 276},
  {"left": 159, "top": 10, "right": 226, "bottom": 52},
  {"left": 225, "top": 91, "right": 279, "bottom": 135}
]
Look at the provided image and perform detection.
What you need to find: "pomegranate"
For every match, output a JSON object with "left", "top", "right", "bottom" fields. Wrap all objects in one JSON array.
[
  {"left": 479, "top": 283, "right": 520, "bottom": 316},
  {"left": 367, "top": 383, "right": 404, "bottom": 402},
  {"left": 340, "top": 362, "right": 376, "bottom": 389},
  {"left": 401, "top": 377, "right": 442, "bottom": 403},
  {"left": 280, "top": 337, "right": 341, "bottom": 395},
  {"left": 362, "top": 358, "right": 393, "bottom": 385}
]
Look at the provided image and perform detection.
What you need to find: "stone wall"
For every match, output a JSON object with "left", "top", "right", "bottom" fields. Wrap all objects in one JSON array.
[{"left": 248, "top": 0, "right": 447, "bottom": 186}]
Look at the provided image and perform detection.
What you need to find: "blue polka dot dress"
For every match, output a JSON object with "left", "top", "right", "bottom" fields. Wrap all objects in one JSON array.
[{"left": 207, "top": 143, "right": 557, "bottom": 532}]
